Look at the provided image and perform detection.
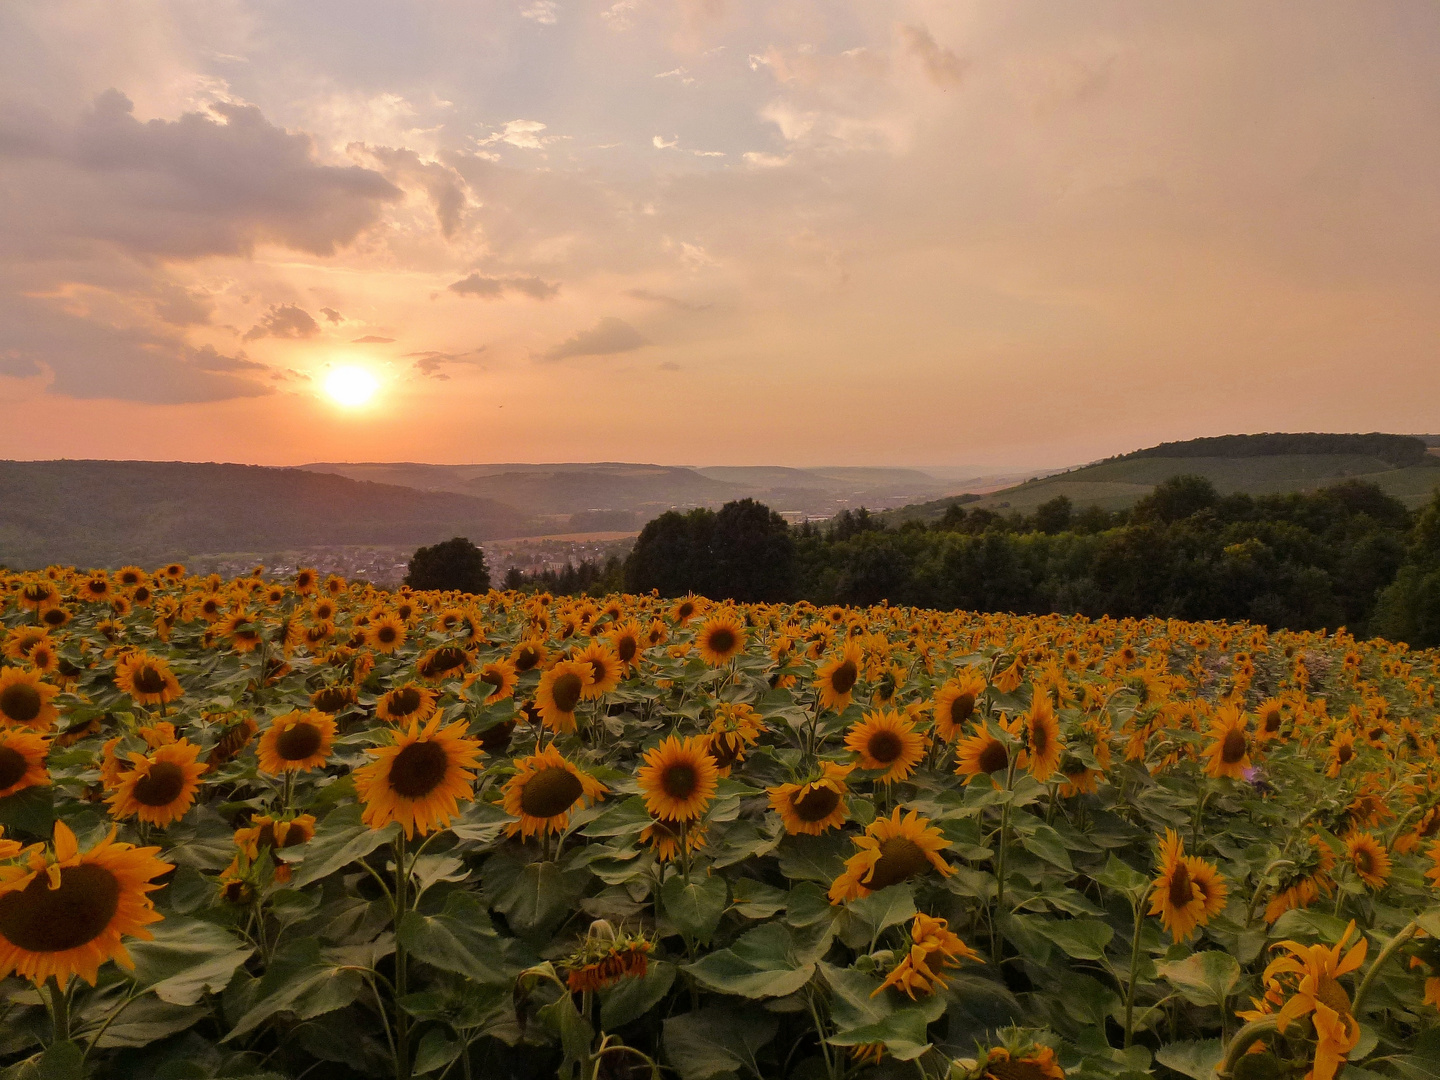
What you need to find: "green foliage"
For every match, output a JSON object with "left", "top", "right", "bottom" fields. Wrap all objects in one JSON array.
[
  {"left": 404, "top": 536, "right": 490, "bottom": 594},
  {"left": 625, "top": 498, "right": 796, "bottom": 601}
]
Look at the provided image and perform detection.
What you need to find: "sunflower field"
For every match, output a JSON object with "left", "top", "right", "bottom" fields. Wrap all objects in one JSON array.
[{"left": 2, "top": 567, "right": 1440, "bottom": 1080}]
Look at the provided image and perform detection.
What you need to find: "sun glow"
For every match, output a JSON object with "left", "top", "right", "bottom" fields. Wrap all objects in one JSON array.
[{"left": 324, "top": 366, "right": 379, "bottom": 408}]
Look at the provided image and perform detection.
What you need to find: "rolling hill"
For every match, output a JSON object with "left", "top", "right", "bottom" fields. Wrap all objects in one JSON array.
[
  {"left": 0, "top": 460, "right": 527, "bottom": 570},
  {"left": 886, "top": 433, "right": 1440, "bottom": 522}
]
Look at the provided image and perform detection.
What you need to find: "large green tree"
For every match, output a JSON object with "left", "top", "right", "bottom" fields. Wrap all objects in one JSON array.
[{"left": 405, "top": 536, "right": 491, "bottom": 594}]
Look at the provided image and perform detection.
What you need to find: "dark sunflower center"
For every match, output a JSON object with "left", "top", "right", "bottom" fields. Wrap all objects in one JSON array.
[
  {"left": 1354, "top": 848, "right": 1374, "bottom": 873},
  {"left": 865, "top": 837, "right": 928, "bottom": 890},
  {"left": 867, "top": 730, "right": 903, "bottom": 764},
  {"left": 707, "top": 629, "right": 736, "bottom": 655},
  {"left": 662, "top": 763, "right": 697, "bottom": 800},
  {"left": 1337, "top": 743, "right": 1353, "bottom": 764},
  {"left": 389, "top": 740, "right": 449, "bottom": 799},
  {"left": 133, "top": 762, "right": 187, "bottom": 807},
  {"left": 616, "top": 637, "right": 637, "bottom": 663},
  {"left": 949, "top": 693, "right": 975, "bottom": 726},
  {"left": 515, "top": 647, "right": 541, "bottom": 672},
  {"left": 313, "top": 688, "right": 349, "bottom": 712},
  {"left": 551, "top": 672, "right": 584, "bottom": 713},
  {"left": 133, "top": 665, "right": 167, "bottom": 695},
  {"left": 0, "top": 746, "right": 28, "bottom": 789},
  {"left": 589, "top": 660, "right": 609, "bottom": 684},
  {"left": 258, "top": 822, "right": 309, "bottom": 850},
  {"left": 0, "top": 863, "right": 122, "bottom": 953},
  {"left": 1315, "top": 975, "right": 1352, "bottom": 1016},
  {"left": 829, "top": 661, "right": 858, "bottom": 696},
  {"left": 1221, "top": 728, "right": 1248, "bottom": 764},
  {"left": 476, "top": 720, "right": 516, "bottom": 753},
  {"left": 677, "top": 603, "right": 694, "bottom": 621},
  {"left": 792, "top": 784, "right": 841, "bottom": 822},
  {"left": 1030, "top": 720, "right": 1050, "bottom": 755},
  {"left": 0, "top": 684, "right": 42, "bottom": 723},
  {"left": 277, "top": 722, "right": 323, "bottom": 761},
  {"left": 520, "top": 766, "right": 584, "bottom": 817},
  {"left": 1368, "top": 727, "right": 1384, "bottom": 742},
  {"left": 430, "top": 647, "right": 466, "bottom": 673},
  {"left": 388, "top": 688, "right": 423, "bottom": 716},
  {"left": 708, "top": 733, "right": 741, "bottom": 768},
  {"left": 1167, "top": 860, "right": 1194, "bottom": 907},
  {"left": 42, "top": 609, "right": 68, "bottom": 627},
  {"left": 1263, "top": 709, "right": 1282, "bottom": 733},
  {"left": 377, "top": 626, "right": 397, "bottom": 644},
  {"left": 978, "top": 739, "right": 1009, "bottom": 775},
  {"left": 985, "top": 1060, "right": 1051, "bottom": 1080},
  {"left": 481, "top": 667, "right": 505, "bottom": 688}
]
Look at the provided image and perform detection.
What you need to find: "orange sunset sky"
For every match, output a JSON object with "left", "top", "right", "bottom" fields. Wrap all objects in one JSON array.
[{"left": 2, "top": 2, "right": 1438, "bottom": 471}]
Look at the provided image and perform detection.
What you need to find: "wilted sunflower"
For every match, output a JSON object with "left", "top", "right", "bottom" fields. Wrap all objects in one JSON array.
[
  {"left": 106, "top": 740, "right": 206, "bottom": 827},
  {"left": 0, "top": 667, "right": 60, "bottom": 731},
  {"left": 376, "top": 682, "right": 439, "bottom": 726},
  {"left": 1022, "top": 694, "right": 1064, "bottom": 782},
  {"left": 417, "top": 644, "right": 472, "bottom": 682},
  {"left": 536, "top": 660, "right": 595, "bottom": 734},
  {"left": 814, "top": 642, "right": 863, "bottom": 712},
  {"left": 571, "top": 640, "right": 622, "bottom": 698},
  {"left": 0, "top": 820, "right": 172, "bottom": 986},
  {"left": 768, "top": 760, "right": 853, "bottom": 835},
  {"left": 309, "top": 684, "right": 357, "bottom": 714},
  {"left": 472, "top": 659, "right": 518, "bottom": 705},
  {"left": 0, "top": 728, "right": 51, "bottom": 799},
  {"left": 828, "top": 807, "right": 953, "bottom": 903},
  {"left": 1201, "top": 706, "right": 1252, "bottom": 779},
  {"left": 354, "top": 715, "right": 482, "bottom": 838},
  {"left": 256, "top": 710, "right": 335, "bottom": 774},
  {"left": 1149, "top": 829, "right": 1228, "bottom": 943},
  {"left": 1344, "top": 831, "right": 1391, "bottom": 890},
  {"left": 501, "top": 744, "right": 608, "bottom": 839},
  {"left": 18, "top": 581, "right": 59, "bottom": 612},
  {"left": 367, "top": 615, "right": 407, "bottom": 654},
  {"left": 965, "top": 1044, "right": 1066, "bottom": 1080},
  {"left": 563, "top": 923, "right": 653, "bottom": 993},
  {"left": 844, "top": 709, "right": 925, "bottom": 783},
  {"left": 932, "top": 671, "right": 986, "bottom": 741},
  {"left": 696, "top": 612, "right": 746, "bottom": 667},
  {"left": 641, "top": 815, "right": 710, "bottom": 861},
  {"left": 703, "top": 703, "right": 764, "bottom": 775},
  {"left": 638, "top": 734, "right": 719, "bottom": 822},
  {"left": 873, "top": 913, "right": 983, "bottom": 999},
  {"left": 511, "top": 639, "right": 548, "bottom": 673},
  {"left": 229, "top": 813, "right": 316, "bottom": 884},
  {"left": 114, "top": 652, "right": 184, "bottom": 707}
]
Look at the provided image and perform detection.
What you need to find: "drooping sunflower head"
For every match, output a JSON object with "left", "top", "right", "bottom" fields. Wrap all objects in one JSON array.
[
  {"left": 828, "top": 807, "right": 953, "bottom": 903},
  {"left": 309, "top": 684, "right": 357, "bottom": 715},
  {"left": 638, "top": 734, "right": 719, "bottom": 822},
  {"left": 0, "top": 820, "right": 172, "bottom": 986},
  {"left": 501, "top": 744, "right": 608, "bottom": 839},
  {"left": 696, "top": 613, "right": 746, "bottom": 667},
  {"left": 417, "top": 645, "right": 472, "bottom": 683},
  {"left": 354, "top": 716, "right": 482, "bottom": 838},
  {"left": 256, "top": 710, "right": 335, "bottom": 774}
]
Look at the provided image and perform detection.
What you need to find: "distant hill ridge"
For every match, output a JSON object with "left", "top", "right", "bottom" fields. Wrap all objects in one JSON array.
[{"left": 1122, "top": 432, "right": 1434, "bottom": 468}]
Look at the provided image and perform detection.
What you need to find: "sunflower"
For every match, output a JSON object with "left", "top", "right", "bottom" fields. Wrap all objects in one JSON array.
[
  {"left": 563, "top": 925, "right": 653, "bottom": 993},
  {"left": 220, "top": 612, "right": 264, "bottom": 653},
  {"left": 501, "top": 744, "right": 608, "bottom": 839},
  {"left": 671, "top": 596, "right": 702, "bottom": 624},
  {"left": 18, "top": 581, "right": 59, "bottom": 612},
  {"left": 814, "top": 642, "right": 863, "bottom": 712},
  {"left": 873, "top": 913, "right": 983, "bottom": 999},
  {"left": 309, "top": 684, "right": 357, "bottom": 714},
  {"left": 702, "top": 703, "right": 764, "bottom": 775},
  {"left": 2, "top": 628, "right": 50, "bottom": 662},
  {"left": 1255, "top": 697, "right": 1287, "bottom": 742},
  {"left": 106, "top": 740, "right": 206, "bottom": 827},
  {"left": 472, "top": 659, "right": 518, "bottom": 705},
  {"left": 640, "top": 815, "right": 710, "bottom": 861},
  {"left": 354, "top": 715, "right": 482, "bottom": 838},
  {"left": 1326, "top": 732, "right": 1357, "bottom": 778},
  {"left": 230, "top": 813, "right": 316, "bottom": 884},
  {"left": 954, "top": 722, "right": 1011, "bottom": 784},
  {"left": 828, "top": 807, "right": 953, "bottom": 903},
  {"left": 417, "top": 644, "right": 472, "bottom": 682},
  {"left": 638, "top": 734, "right": 719, "bottom": 822},
  {"left": 0, "top": 729, "right": 50, "bottom": 799},
  {"left": 696, "top": 612, "right": 746, "bottom": 667},
  {"left": 1264, "top": 921, "right": 1367, "bottom": 1080},
  {"left": 24, "top": 641, "right": 59, "bottom": 675},
  {"left": 1344, "top": 831, "right": 1391, "bottom": 890},
  {"left": 367, "top": 615, "right": 407, "bottom": 654},
  {"left": 844, "top": 709, "right": 925, "bottom": 783},
  {"left": 256, "top": 710, "right": 335, "bottom": 774},
  {"left": 204, "top": 712, "right": 259, "bottom": 769},
  {"left": 38, "top": 607, "right": 71, "bottom": 630},
  {"left": 0, "top": 667, "right": 60, "bottom": 731},
  {"left": 769, "top": 760, "right": 854, "bottom": 835},
  {"left": 77, "top": 576, "right": 113, "bottom": 603},
  {"left": 0, "top": 820, "right": 172, "bottom": 986},
  {"left": 932, "top": 671, "right": 986, "bottom": 741},
  {"left": 535, "top": 660, "right": 595, "bottom": 734},
  {"left": 293, "top": 568, "right": 319, "bottom": 596},
  {"left": 114, "top": 652, "right": 184, "bottom": 707},
  {"left": 1023, "top": 693, "right": 1064, "bottom": 782},
  {"left": 1201, "top": 706, "right": 1252, "bottom": 780},
  {"left": 376, "top": 682, "right": 439, "bottom": 726},
  {"left": 511, "top": 639, "right": 548, "bottom": 673},
  {"left": 571, "top": 641, "right": 622, "bottom": 698},
  {"left": 967, "top": 1044, "right": 1066, "bottom": 1080},
  {"left": 607, "top": 620, "right": 644, "bottom": 670},
  {"left": 1148, "top": 829, "right": 1228, "bottom": 943}
]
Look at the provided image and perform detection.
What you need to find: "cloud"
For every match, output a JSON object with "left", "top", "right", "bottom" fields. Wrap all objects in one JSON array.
[
  {"left": 359, "top": 145, "right": 470, "bottom": 238},
  {"left": 478, "top": 120, "right": 553, "bottom": 150},
  {"left": 542, "top": 317, "right": 649, "bottom": 361},
  {"left": 352, "top": 335, "right": 395, "bottom": 343},
  {"left": 625, "top": 288, "right": 711, "bottom": 311},
  {"left": 152, "top": 283, "right": 214, "bottom": 326},
  {"left": 243, "top": 304, "right": 320, "bottom": 341},
  {"left": 899, "top": 25, "right": 966, "bottom": 87},
  {"left": 448, "top": 273, "right": 559, "bottom": 299},
  {"left": 321, "top": 308, "right": 343, "bottom": 323},
  {"left": 0, "top": 90, "right": 402, "bottom": 260},
  {"left": 653, "top": 135, "right": 678, "bottom": 149},
  {"left": 406, "top": 348, "right": 485, "bottom": 377},
  {"left": 658, "top": 361, "right": 681, "bottom": 371},
  {"left": 520, "top": 1, "right": 558, "bottom": 23}
]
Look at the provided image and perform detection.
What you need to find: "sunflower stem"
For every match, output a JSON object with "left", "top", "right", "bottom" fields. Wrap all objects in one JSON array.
[
  {"left": 46, "top": 977, "right": 72, "bottom": 1044},
  {"left": 1215, "top": 1016, "right": 1278, "bottom": 1078},
  {"left": 1352, "top": 918, "right": 1420, "bottom": 1017},
  {"left": 393, "top": 833, "right": 411, "bottom": 1080},
  {"left": 1122, "top": 891, "right": 1149, "bottom": 1048}
]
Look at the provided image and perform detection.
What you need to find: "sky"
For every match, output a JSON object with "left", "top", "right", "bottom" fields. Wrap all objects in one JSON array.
[{"left": 2, "top": 1, "right": 1438, "bottom": 472}]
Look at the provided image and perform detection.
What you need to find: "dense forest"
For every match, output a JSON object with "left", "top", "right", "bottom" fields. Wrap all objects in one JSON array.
[{"left": 517, "top": 479, "right": 1440, "bottom": 645}]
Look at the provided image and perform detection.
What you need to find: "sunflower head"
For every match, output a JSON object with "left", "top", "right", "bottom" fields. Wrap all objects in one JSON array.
[
  {"left": 828, "top": 807, "right": 953, "bottom": 903},
  {"left": 256, "top": 710, "right": 335, "bottom": 774},
  {"left": 638, "top": 734, "right": 719, "bottom": 822},
  {"left": 696, "top": 613, "right": 746, "bottom": 667},
  {"left": 769, "top": 760, "right": 853, "bottom": 835},
  {"left": 355, "top": 716, "right": 483, "bottom": 838},
  {"left": 0, "top": 667, "right": 61, "bottom": 731}
]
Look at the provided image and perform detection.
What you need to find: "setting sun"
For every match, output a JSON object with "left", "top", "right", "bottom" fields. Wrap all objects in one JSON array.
[{"left": 324, "top": 366, "right": 379, "bottom": 408}]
